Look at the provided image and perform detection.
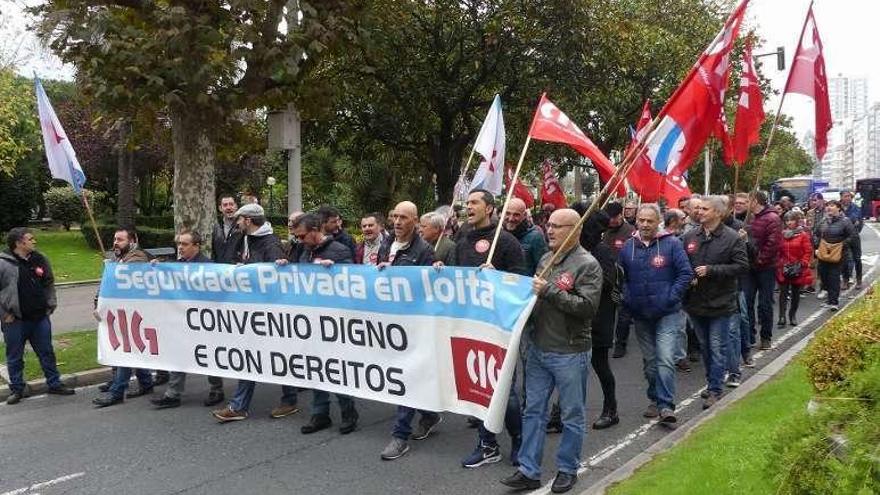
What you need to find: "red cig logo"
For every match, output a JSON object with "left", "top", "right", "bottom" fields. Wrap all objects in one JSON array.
[{"left": 106, "top": 309, "right": 159, "bottom": 355}]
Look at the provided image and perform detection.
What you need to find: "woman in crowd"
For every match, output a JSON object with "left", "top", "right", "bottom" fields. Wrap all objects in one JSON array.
[
  {"left": 776, "top": 210, "right": 813, "bottom": 327},
  {"left": 813, "top": 200, "right": 855, "bottom": 312}
]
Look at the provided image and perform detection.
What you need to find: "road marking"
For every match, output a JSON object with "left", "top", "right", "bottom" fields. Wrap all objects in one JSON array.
[
  {"left": 0, "top": 472, "right": 85, "bottom": 495},
  {"left": 862, "top": 254, "right": 878, "bottom": 266},
  {"left": 528, "top": 225, "right": 880, "bottom": 495}
]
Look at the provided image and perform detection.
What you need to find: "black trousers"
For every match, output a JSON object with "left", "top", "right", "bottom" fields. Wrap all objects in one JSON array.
[
  {"left": 591, "top": 347, "right": 617, "bottom": 414},
  {"left": 778, "top": 283, "right": 801, "bottom": 320},
  {"left": 818, "top": 261, "right": 843, "bottom": 306}
]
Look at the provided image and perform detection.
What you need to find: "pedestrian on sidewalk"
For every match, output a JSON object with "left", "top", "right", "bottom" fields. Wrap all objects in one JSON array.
[
  {"left": 681, "top": 196, "right": 749, "bottom": 410},
  {"left": 500, "top": 208, "right": 602, "bottom": 494},
  {"left": 0, "top": 228, "right": 75, "bottom": 405},
  {"left": 744, "top": 191, "right": 782, "bottom": 350},
  {"left": 840, "top": 190, "right": 864, "bottom": 290},
  {"left": 618, "top": 204, "right": 693, "bottom": 428},
  {"left": 776, "top": 211, "right": 814, "bottom": 328},
  {"left": 602, "top": 202, "right": 634, "bottom": 359},
  {"left": 814, "top": 201, "right": 854, "bottom": 312}
]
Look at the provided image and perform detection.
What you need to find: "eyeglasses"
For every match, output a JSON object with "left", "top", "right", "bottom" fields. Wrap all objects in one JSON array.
[{"left": 547, "top": 223, "right": 576, "bottom": 230}]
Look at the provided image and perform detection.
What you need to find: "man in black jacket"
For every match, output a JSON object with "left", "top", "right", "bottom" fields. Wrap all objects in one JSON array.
[
  {"left": 681, "top": 196, "right": 749, "bottom": 410},
  {"left": 211, "top": 195, "right": 242, "bottom": 264},
  {"left": 317, "top": 205, "right": 357, "bottom": 259},
  {"left": 379, "top": 201, "right": 441, "bottom": 461},
  {"left": 151, "top": 231, "right": 224, "bottom": 409},
  {"left": 437, "top": 189, "right": 526, "bottom": 468},
  {"left": 288, "top": 213, "right": 361, "bottom": 435}
]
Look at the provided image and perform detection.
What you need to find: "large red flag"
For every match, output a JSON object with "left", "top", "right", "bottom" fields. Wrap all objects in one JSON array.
[
  {"left": 783, "top": 4, "right": 832, "bottom": 160},
  {"left": 715, "top": 112, "right": 735, "bottom": 166},
  {"left": 539, "top": 160, "right": 568, "bottom": 209},
  {"left": 732, "top": 39, "right": 765, "bottom": 165},
  {"left": 528, "top": 94, "right": 627, "bottom": 197},
  {"left": 662, "top": 174, "right": 693, "bottom": 207},
  {"left": 642, "top": 0, "right": 749, "bottom": 178},
  {"left": 505, "top": 166, "right": 535, "bottom": 208},
  {"left": 626, "top": 101, "right": 664, "bottom": 202}
]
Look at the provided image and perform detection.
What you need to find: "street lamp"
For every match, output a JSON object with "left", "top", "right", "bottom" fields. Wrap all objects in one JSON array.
[{"left": 266, "top": 176, "right": 277, "bottom": 215}]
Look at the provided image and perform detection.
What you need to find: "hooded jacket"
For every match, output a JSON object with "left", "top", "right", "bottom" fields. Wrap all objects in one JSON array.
[
  {"left": 298, "top": 235, "right": 353, "bottom": 265},
  {"left": 236, "top": 222, "right": 284, "bottom": 264},
  {"left": 776, "top": 228, "right": 814, "bottom": 286},
  {"left": 681, "top": 224, "right": 749, "bottom": 317},
  {"left": 748, "top": 206, "right": 782, "bottom": 271},
  {"left": 507, "top": 221, "right": 548, "bottom": 276},
  {"left": 530, "top": 245, "right": 602, "bottom": 354},
  {"left": 450, "top": 222, "right": 525, "bottom": 274},
  {"left": 618, "top": 232, "right": 693, "bottom": 320},
  {"left": 0, "top": 250, "right": 57, "bottom": 322},
  {"left": 603, "top": 222, "right": 635, "bottom": 256},
  {"left": 377, "top": 234, "right": 434, "bottom": 267}
]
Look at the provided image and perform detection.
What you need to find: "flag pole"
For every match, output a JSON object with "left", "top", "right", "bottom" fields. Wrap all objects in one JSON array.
[
  {"left": 752, "top": 0, "right": 813, "bottom": 192},
  {"left": 436, "top": 147, "right": 478, "bottom": 251},
  {"left": 80, "top": 191, "right": 107, "bottom": 257},
  {"left": 486, "top": 135, "right": 532, "bottom": 263},
  {"left": 734, "top": 162, "right": 741, "bottom": 192},
  {"left": 536, "top": 114, "right": 663, "bottom": 279}
]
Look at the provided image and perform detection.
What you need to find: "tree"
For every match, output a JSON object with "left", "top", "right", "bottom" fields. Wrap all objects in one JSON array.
[
  {"left": 35, "top": 1, "right": 363, "bottom": 241},
  {"left": 0, "top": 68, "right": 39, "bottom": 175}
]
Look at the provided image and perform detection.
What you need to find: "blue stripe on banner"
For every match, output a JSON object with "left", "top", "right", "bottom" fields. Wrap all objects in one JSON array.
[
  {"left": 98, "top": 263, "right": 534, "bottom": 331},
  {"left": 653, "top": 124, "right": 683, "bottom": 174}
]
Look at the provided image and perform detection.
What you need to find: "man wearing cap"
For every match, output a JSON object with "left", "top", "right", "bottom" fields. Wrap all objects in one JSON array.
[
  {"left": 602, "top": 202, "right": 635, "bottom": 358},
  {"left": 212, "top": 204, "right": 297, "bottom": 422}
]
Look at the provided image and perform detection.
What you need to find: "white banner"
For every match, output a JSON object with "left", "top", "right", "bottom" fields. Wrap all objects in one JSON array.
[{"left": 96, "top": 263, "right": 535, "bottom": 432}]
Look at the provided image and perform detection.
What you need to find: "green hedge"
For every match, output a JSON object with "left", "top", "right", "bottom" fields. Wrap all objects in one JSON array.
[
  {"left": 135, "top": 215, "right": 175, "bottom": 230},
  {"left": 81, "top": 224, "right": 176, "bottom": 252}
]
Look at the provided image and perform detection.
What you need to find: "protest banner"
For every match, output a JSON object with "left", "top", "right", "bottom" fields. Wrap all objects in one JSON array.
[{"left": 96, "top": 262, "right": 535, "bottom": 432}]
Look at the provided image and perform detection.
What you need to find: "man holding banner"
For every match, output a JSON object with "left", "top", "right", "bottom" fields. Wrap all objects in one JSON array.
[{"left": 501, "top": 208, "right": 602, "bottom": 493}]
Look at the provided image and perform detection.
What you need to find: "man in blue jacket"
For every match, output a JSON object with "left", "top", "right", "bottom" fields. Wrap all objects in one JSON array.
[{"left": 618, "top": 204, "right": 693, "bottom": 428}]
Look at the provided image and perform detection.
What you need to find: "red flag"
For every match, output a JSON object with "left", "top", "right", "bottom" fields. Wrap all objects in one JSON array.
[
  {"left": 626, "top": 101, "right": 664, "bottom": 202},
  {"left": 732, "top": 39, "right": 765, "bottom": 165},
  {"left": 528, "top": 94, "right": 627, "bottom": 197},
  {"left": 505, "top": 166, "right": 535, "bottom": 208},
  {"left": 662, "top": 174, "right": 693, "bottom": 207},
  {"left": 783, "top": 4, "right": 832, "bottom": 160},
  {"left": 643, "top": 0, "right": 749, "bottom": 177},
  {"left": 715, "top": 112, "right": 735, "bottom": 166},
  {"left": 539, "top": 160, "right": 568, "bottom": 209}
]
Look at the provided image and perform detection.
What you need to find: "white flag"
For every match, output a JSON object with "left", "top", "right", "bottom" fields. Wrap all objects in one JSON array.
[
  {"left": 35, "top": 78, "right": 86, "bottom": 194},
  {"left": 470, "top": 94, "right": 505, "bottom": 195}
]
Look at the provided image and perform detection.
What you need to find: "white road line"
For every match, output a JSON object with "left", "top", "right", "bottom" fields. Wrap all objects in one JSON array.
[
  {"left": 528, "top": 225, "right": 880, "bottom": 495},
  {"left": 0, "top": 472, "right": 85, "bottom": 495}
]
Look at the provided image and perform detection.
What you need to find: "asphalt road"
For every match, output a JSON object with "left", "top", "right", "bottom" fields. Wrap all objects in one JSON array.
[
  {"left": 53, "top": 283, "right": 100, "bottom": 334},
  {"left": 2, "top": 224, "right": 878, "bottom": 495}
]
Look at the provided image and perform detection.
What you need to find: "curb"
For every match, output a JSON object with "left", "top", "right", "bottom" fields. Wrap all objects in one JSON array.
[
  {"left": 581, "top": 276, "right": 876, "bottom": 495},
  {"left": 56, "top": 279, "right": 101, "bottom": 289},
  {"left": 0, "top": 367, "right": 112, "bottom": 402}
]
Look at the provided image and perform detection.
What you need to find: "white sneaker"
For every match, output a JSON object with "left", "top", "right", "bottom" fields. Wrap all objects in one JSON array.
[{"left": 817, "top": 290, "right": 827, "bottom": 300}]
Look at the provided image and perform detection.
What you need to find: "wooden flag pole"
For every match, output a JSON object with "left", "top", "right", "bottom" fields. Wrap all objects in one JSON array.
[
  {"left": 80, "top": 192, "right": 107, "bottom": 257},
  {"left": 536, "top": 114, "right": 663, "bottom": 279},
  {"left": 485, "top": 135, "right": 533, "bottom": 263},
  {"left": 734, "top": 162, "right": 741, "bottom": 192},
  {"left": 436, "top": 146, "right": 478, "bottom": 251}
]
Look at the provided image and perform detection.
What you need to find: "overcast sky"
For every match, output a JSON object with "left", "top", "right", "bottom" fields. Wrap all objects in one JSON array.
[{"left": 2, "top": 0, "right": 876, "bottom": 138}]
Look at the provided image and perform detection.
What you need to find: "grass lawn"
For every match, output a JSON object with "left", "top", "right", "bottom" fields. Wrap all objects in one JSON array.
[
  {"left": 0, "top": 330, "right": 100, "bottom": 382},
  {"left": 608, "top": 362, "right": 813, "bottom": 495},
  {"left": 34, "top": 229, "right": 104, "bottom": 283}
]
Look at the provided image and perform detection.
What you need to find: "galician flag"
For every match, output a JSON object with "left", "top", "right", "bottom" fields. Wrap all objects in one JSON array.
[
  {"left": 470, "top": 94, "right": 505, "bottom": 195},
  {"left": 35, "top": 78, "right": 86, "bottom": 194}
]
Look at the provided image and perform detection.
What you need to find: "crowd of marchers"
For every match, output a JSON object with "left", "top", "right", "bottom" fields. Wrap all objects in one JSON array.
[{"left": 0, "top": 187, "right": 866, "bottom": 493}]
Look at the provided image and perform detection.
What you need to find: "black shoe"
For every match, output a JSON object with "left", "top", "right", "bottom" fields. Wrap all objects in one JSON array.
[
  {"left": 612, "top": 345, "right": 626, "bottom": 358},
  {"left": 6, "top": 392, "right": 23, "bottom": 405},
  {"left": 789, "top": 316, "right": 798, "bottom": 326},
  {"left": 500, "top": 471, "right": 541, "bottom": 490},
  {"left": 150, "top": 396, "right": 181, "bottom": 409},
  {"left": 551, "top": 471, "right": 578, "bottom": 493},
  {"left": 592, "top": 413, "right": 619, "bottom": 430},
  {"left": 675, "top": 358, "right": 692, "bottom": 372},
  {"left": 47, "top": 386, "right": 75, "bottom": 396},
  {"left": 92, "top": 395, "right": 123, "bottom": 408},
  {"left": 203, "top": 391, "right": 225, "bottom": 407},
  {"left": 466, "top": 416, "right": 481, "bottom": 428},
  {"left": 153, "top": 372, "right": 170, "bottom": 386},
  {"left": 777, "top": 317, "right": 786, "bottom": 328},
  {"left": 98, "top": 382, "right": 111, "bottom": 393},
  {"left": 125, "top": 386, "right": 154, "bottom": 398},
  {"left": 301, "top": 414, "right": 332, "bottom": 434},
  {"left": 339, "top": 410, "right": 359, "bottom": 435}
]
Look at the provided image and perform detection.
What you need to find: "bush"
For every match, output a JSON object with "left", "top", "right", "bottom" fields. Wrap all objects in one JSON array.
[
  {"left": 0, "top": 168, "right": 39, "bottom": 233},
  {"left": 43, "top": 186, "right": 107, "bottom": 230},
  {"left": 135, "top": 215, "right": 175, "bottom": 229},
  {"left": 81, "top": 224, "right": 176, "bottom": 252}
]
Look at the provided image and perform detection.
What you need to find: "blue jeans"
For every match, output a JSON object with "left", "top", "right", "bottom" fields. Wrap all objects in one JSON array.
[
  {"left": 738, "top": 289, "right": 752, "bottom": 350},
  {"left": 744, "top": 269, "right": 776, "bottom": 341},
  {"left": 392, "top": 406, "right": 440, "bottom": 440},
  {"left": 228, "top": 380, "right": 298, "bottom": 413},
  {"left": 673, "top": 311, "right": 688, "bottom": 363},
  {"left": 477, "top": 373, "right": 522, "bottom": 446},
  {"left": 311, "top": 390, "right": 355, "bottom": 416},
  {"left": 518, "top": 345, "right": 589, "bottom": 480},
  {"left": 688, "top": 314, "right": 733, "bottom": 394},
  {"left": 633, "top": 312, "right": 683, "bottom": 411},
  {"left": 1, "top": 317, "right": 62, "bottom": 393},
  {"left": 109, "top": 366, "right": 153, "bottom": 399},
  {"left": 726, "top": 308, "right": 742, "bottom": 379}
]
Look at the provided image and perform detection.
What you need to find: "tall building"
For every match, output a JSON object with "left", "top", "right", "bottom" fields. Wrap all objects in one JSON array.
[{"left": 829, "top": 75, "right": 869, "bottom": 122}]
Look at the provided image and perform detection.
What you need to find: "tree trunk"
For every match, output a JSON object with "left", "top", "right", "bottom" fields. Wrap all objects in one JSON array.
[
  {"left": 169, "top": 106, "right": 216, "bottom": 247},
  {"left": 116, "top": 120, "right": 136, "bottom": 226},
  {"left": 430, "top": 130, "right": 470, "bottom": 207}
]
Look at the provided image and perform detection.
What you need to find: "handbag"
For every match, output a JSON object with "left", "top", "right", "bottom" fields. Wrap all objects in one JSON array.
[
  {"left": 816, "top": 239, "right": 844, "bottom": 263},
  {"left": 782, "top": 261, "right": 802, "bottom": 279}
]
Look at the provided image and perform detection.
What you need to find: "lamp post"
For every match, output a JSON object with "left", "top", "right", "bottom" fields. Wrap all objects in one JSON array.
[{"left": 267, "top": 176, "right": 277, "bottom": 215}]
